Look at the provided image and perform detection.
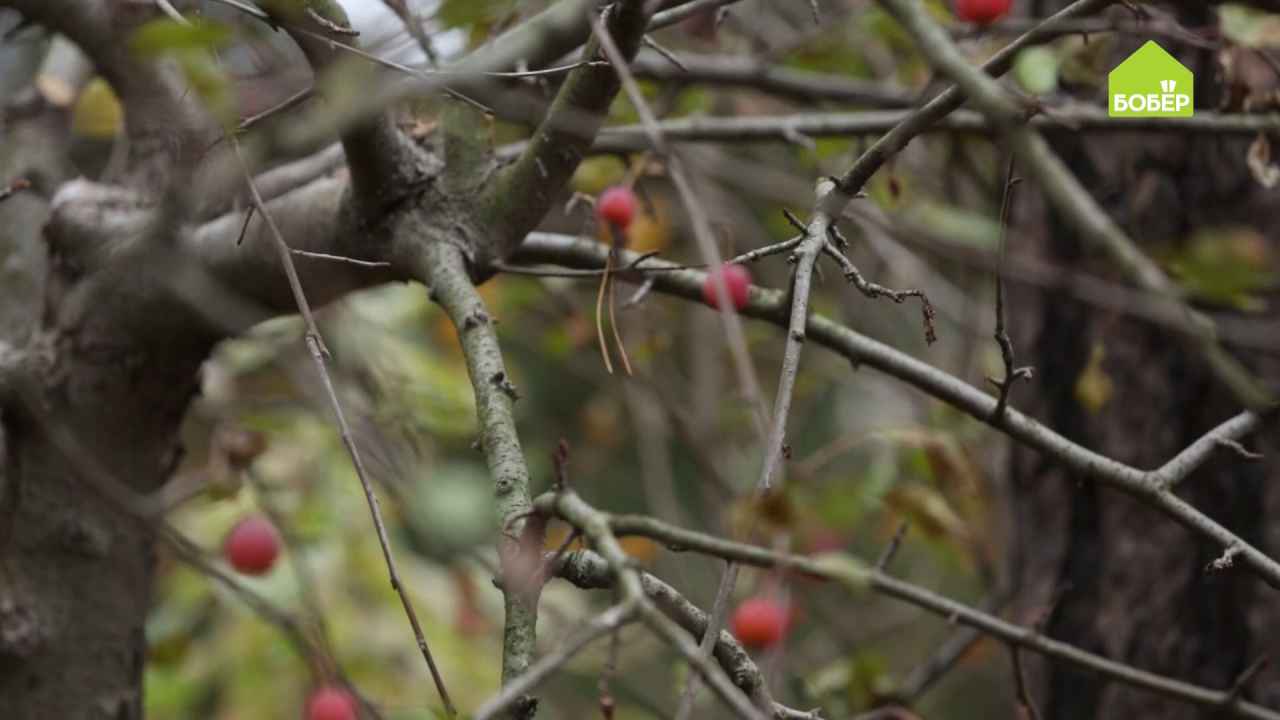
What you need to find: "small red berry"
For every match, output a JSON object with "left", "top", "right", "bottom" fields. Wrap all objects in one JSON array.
[
  {"left": 701, "top": 264, "right": 751, "bottom": 311},
  {"left": 597, "top": 186, "right": 637, "bottom": 229},
  {"left": 307, "top": 686, "right": 358, "bottom": 720},
  {"left": 731, "top": 597, "right": 790, "bottom": 650},
  {"left": 955, "top": 0, "right": 1011, "bottom": 24},
  {"left": 223, "top": 515, "right": 280, "bottom": 576}
]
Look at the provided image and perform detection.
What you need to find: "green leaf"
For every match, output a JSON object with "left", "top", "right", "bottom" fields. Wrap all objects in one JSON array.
[
  {"left": 129, "top": 19, "right": 232, "bottom": 57},
  {"left": 807, "top": 552, "right": 871, "bottom": 591},
  {"left": 1168, "top": 226, "right": 1277, "bottom": 310},
  {"left": 1014, "top": 46, "right": 1060, "bottom": 95}
]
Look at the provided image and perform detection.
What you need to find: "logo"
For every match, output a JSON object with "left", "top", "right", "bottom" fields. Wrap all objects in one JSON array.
[{"left": 1108, "top": 41, "right": 1193, "bottom": 117}]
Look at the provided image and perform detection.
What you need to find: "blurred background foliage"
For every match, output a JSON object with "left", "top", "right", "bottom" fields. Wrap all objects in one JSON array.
[{"left": 84, "top": 0, "right": 1279, "bottom": 717}]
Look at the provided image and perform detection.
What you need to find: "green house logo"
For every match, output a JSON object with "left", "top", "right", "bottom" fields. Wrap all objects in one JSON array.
[{"left": 1108, "top": 41, "right": 1193, "bottom": 117}]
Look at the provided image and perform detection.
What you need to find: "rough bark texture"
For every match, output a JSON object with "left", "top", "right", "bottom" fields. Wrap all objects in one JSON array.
[
  {"left": 1010, "top": 8, "right": 1280, "bottom": 717},
  {"left": 0, "top": 98, "right": 215, "bottom": 718}
]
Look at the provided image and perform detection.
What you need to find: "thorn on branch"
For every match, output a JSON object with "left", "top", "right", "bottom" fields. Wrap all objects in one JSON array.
[
  {"left": 827, "top": 224, "right": 850, "bottom": 250},
  {"left": 875, "top": 521, "right": 910, "bottom": 571},
  {"left": 552, "top": 439, "right": 571, "bottom": 490},
  {"left": 1208, "top": 544, "right": 1243, "bottom": 573},
  {"left": 236, "top": 205, "right": 256, "bottom": 245},
  {"left": 490, "top": 371, "right": 520, "bottom": 400},
  {"left": 1215, "top": 437, "right": 1263, "bottom": 461},
  {"left": 463, "top": 309, "right": 491, "bottom": 331},
  {"left": 622, "top": 276, "right": 656, "bottom": 307},
  {"left": 1010, "top": 646, "right": 1044, "bottom": 720},
  {"left": 0, "top": 178, "right": 31, "bottom": 204},
  {"left": 782, "top": 208, "right": 807, "bottom": 234},
  {"left": 642, "top": 34, "right": 686, "bottom": 71}
]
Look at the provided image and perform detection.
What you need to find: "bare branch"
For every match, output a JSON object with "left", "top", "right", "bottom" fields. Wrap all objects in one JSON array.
[
  {"left": 514, "top": 234, "right": 1280, "bottom": 589},
  {"left": 871, "top": 0, "right": 1274, "bottom": 410},
  {"left": 254, "top": 0, "right": 425, "bottom": 217},
  {"left": 482, "top": 0, "right": 649, "bottom": 263},
  {"left": 413, "top": 242, "right": 540, "bottom": 715},
  {"left": 225, "top": 130, "right": 456, "bottom": 716},
  {"left": 534, "top": 492, "right": 1280, "bottom": 720},
  {"left": 989, "top": 157, "right": 1031, "bottom": 421},
  {"left": 588, "top": 13, "right": 773, "bottom": 716},
  {"left": 473, "top": 602, "right": 638, "bottom": 720},
  {"left": 1153, "top": 412, "right": 1265, "bottom": 489},
  {"left": 633, "top": 50, "right": 909, "bottom": 107}
]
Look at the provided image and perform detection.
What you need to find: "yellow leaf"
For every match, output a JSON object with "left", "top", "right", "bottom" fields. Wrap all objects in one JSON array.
[
  {"left": 1074, "top": 343, "right": 1113, "bottom": 413},
  {"left": 883, "top": 484, "right": 968, "bottom": 543},
  {"left": 71, "top": 78, "right": 122, "bottom": 139},
  {"left": 571, "top": 156, "right": 628, "bottom": 195},
  {"left": 618, "top": 537, "right": 659, "bottom": 564}
]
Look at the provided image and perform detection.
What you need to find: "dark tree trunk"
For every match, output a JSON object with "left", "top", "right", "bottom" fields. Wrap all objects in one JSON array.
[
  {"left": 0, "top": 94, "right": 213, "bottom": 719},
  {"left": 1010, "top": 6, "right": 1280, "bottom": 717}
]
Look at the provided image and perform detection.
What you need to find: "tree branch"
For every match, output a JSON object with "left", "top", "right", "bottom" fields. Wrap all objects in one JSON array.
[
  {"left": 512, "top": 233, "right": 1280, "bottom": 588},
  {"left": 872, "top": 0, "right": 1274, "bottom": 410},
  {"left": 482, "top": 0, "right": 649, "bottom": 265},
  {"left": 555, "top": 550, "right": 829, "bottom": 719},
  {"left": 472, "top": 601, "right": 639, "bottom": 720},
  {"left": 534, "top": 492, "right": 1280, "bottom": 720},
  {"left": 255, "top": 0, "right": 425, "bottom": 218},
  {"left": 630, "top": 50, "right": 915, "bottom": 107},
  {"left": 413, "top": 241, "right": 540, "bottom": 717},
  {"left": 1, "top": 0, "right": 217, "bottom": 189}
]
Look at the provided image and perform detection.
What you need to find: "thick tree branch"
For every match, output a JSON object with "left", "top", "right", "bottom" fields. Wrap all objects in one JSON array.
[
  {"left": 541, "top": 489, "right": 774, "bottom": 720},
  {"left": 1, "top": 0, "right": 217, "bottom": 189},
  {"left": 554, "top": 550, "right": 826, "bottom": 719},
  {"left": 482, "top": 0, "right": 649, "bottom": 265},
  {"left": 256, "top": 0, "right": 425, "bottom": 218},
  {"left": 48, "top": 174, "right": 389, "bottom": 326},
  {"left": 412, "top": 241, "right": 540, "bottom": 717},
  {"left": 512, "top": 234, "right": 1280, "bottom": 588}
]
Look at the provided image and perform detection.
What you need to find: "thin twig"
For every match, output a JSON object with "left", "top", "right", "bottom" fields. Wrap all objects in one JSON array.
[
  {"left": 238, "top": 85, "right": 315, "bottom": 133},
  {"left": 224, "top": 127, "right": 457, "bottom": 717},
  {"left": 819, "top": 234, "right": 937, "bottom": 344},
  {"left": 472, "top": 602, "right": 638, "bottom": 720},
  {"left": 289, "top": 249, "right": 392, "bottom": 268},
  {"left": 641, "top": 34, "right": 687, "bottom": 71},
  {"left": 875, "top": 521, "right": 910, "bottom": 571},
  {"left": 1224, "top": 656, "right": 1270, "bottom": 709},
  {"left": 1010, "top": 646, "right": 1044, "bottom": 720},
  {"left": 989, "top": 155, "right": 1032, "bottom": 421},
  {"left": 536, "top": 492, "right": 1280, "bottom": 720},
  {"left": 161, "top": 528, "right": 385, "bottom": 719},
  {"left": 516, "top": 234, "right": 1280, "bottom": 589},
  {"left": 590, "top": 15, "right": 773, "bottom": 717}
]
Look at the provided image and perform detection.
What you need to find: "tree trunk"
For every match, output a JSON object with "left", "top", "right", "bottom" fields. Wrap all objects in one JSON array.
[
  {"left": 0, "top": 94, "right": 214, "bottom": 719},
  {"left": 1010, "top": 8, "right": 1280, "bottom": 717}
]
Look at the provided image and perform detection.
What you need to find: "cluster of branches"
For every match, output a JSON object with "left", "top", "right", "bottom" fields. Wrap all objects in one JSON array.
[{"left": 0, "top": 0, "right": 1275, "bottom": 718}]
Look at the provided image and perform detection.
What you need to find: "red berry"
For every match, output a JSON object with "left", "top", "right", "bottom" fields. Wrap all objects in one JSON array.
[
  {"left": 701, "top": 264, "right": 751, "bottom": 311},
  {"left": 223, "top": 515, "right": 280, "bottom": 576},
  {"left": 307, "top": 686, "right": 358, "bottom": 720},
  {"left": 597, "top": 186, "right": 637, "bottom": 229},
  {"left": 731, "top": 597, "right": 790, "bottom": 650},
  {"left": 955, "top": 0, "right": 1011, "bottom": 24}
]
